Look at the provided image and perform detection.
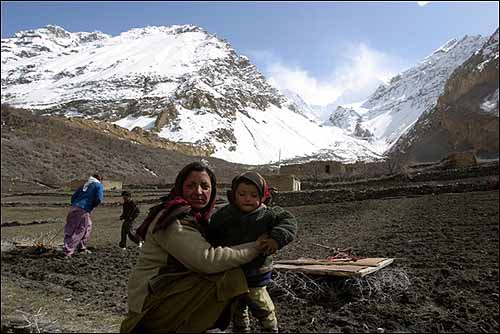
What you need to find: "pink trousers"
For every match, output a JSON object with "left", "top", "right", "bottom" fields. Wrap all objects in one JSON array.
[{"left": 63, "top": 206, "right": 93, "bottom": 256}]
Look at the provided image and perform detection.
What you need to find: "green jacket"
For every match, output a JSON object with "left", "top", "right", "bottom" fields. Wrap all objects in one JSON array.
[{"left": 208, "top": 204, "right": 297, "bottom": 276}]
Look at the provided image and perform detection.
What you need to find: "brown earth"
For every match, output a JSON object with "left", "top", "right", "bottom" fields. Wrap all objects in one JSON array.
[{"left": 1, "top": 185, "right": 498, "bottom": 333}]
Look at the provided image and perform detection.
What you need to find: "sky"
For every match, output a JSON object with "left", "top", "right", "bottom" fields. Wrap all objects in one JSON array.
[{"left": 1, "top": 1, "right": 499, "bottom": 106}]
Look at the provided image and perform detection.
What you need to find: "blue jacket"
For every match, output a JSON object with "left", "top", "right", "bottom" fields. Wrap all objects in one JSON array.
[{"left": 71, "top": 181, "right": 104, "bottom": 213}]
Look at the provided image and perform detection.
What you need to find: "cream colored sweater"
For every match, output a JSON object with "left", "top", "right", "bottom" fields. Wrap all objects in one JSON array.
[{"left": 127, "top": 209, "right": 259, "bottom": 313}]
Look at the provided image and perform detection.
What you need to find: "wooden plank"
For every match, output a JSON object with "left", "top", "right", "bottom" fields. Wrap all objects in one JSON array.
[
  {"left": 274, "top": 258, "right": 395, "bottom": 278},
  {"left": 274, "top": 263, "right": 368, "bottom": 277},
  {"left": 357, "top": 258, "right": 394, "bottom": 277},
  {"left": 275, "top": 257, "right": 389, "bottom": 267},
  {"left": 275, "top": 263, "right": 367, "bottom": 272}
]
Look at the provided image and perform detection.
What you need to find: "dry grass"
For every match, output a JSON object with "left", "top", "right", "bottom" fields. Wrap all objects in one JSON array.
[
  {"left": 14, "top": 307, "right": 59, "bottom": 333},
  {"left": 268, "top": 271, "right": 331, "bottom": 303},
  {"left": 269, "top": 268, "right": 411, "bottom": 304},
  {"left": 344, "top": 268, "right": 411, "bottom": 302},
  {"left": 11, "top": 229, "right": 64, "bottom": 255}
]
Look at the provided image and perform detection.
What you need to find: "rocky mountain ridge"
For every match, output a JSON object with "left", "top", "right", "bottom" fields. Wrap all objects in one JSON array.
[
  {"left": 284, "top": 34, "right": 490, "bottom": 160},
  {"left": 359, "top": 35, "right": 487, "bottom": 149},
  {"left": 389, "top": 29, "right": 499, "bottom": 165}
]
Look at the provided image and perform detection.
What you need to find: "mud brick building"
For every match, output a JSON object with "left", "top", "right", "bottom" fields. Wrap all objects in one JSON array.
[
  {"left": 263, "top": 174, "right": 301, "bottom": 191},
  {"left": 280, "top": 160, "right": 391, "bottom": 180}
]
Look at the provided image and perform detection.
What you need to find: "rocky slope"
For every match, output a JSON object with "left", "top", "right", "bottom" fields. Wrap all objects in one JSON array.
[{"left": 389, "top": 29, "right": 499, "bottom": 165}]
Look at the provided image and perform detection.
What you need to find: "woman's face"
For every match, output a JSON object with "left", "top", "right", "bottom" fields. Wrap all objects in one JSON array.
[{"left": 182, "top": 170, "right": 212, "bottom": 210}]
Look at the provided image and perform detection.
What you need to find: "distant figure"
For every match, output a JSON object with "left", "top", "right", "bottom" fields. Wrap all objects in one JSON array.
[
  {"left": 264, "top": 186, "right": 278, "bottom": 206},
  {"left": 63, "top": 174, "right": 104, "bottom": 257},
  {"left": 119, "top": 191, "right": 142, "bottom": 250},
  {"left": 208, "top": 172, "right": 297, "bottom": 333}
]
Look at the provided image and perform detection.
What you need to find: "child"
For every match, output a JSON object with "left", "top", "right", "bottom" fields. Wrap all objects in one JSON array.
[
  {"left": 208, "top": 172, "right": 298, "bottom": 333},
  {"left": 119, "top": 191, "right": 143, "bottom": 249}
]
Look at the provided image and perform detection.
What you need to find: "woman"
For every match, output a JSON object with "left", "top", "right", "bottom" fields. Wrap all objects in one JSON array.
[{"left": 121, "top": 162, "right": 265, "bottom": 333}]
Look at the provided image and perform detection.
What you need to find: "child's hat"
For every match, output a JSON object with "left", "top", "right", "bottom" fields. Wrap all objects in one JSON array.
[{"left": 230, "top": 172, "right": 271, "bottom": 203}]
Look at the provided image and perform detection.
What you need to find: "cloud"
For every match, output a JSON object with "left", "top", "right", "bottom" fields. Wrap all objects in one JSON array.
[
  {"left": 250, "top": 43, "right": 409, "bottom": 106},
  {"left": 329, "top": 43, "right": 407, "bottom": 104},
  {"left": 266, "top": 63, "right": 342, "bottom": 106},
  {"left": 417, "top": 1, "right": 431, "bottom": 6}
]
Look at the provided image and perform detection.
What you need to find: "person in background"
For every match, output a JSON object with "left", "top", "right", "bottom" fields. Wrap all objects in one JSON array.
[
  {"left": 120, "top": 162, "right": 270, "bottom": 333},
  {"left": 63, "top": 173, "right": 104, "bottom": 257},
  {"left": 208, "top": 172, "right": 298, "bottom": 333},
  {"left": 119, "top": 191, "right": 143, "bottom": 250}
]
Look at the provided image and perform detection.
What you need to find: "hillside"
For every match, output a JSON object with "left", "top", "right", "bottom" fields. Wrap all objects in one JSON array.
[{"left": 0, "top": 105, "right": 272, "bottom": 193}]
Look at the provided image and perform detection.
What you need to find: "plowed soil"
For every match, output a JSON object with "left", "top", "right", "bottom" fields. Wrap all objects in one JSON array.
[{"left": 1, "top": 190, "right": 499, "bottom": 333}]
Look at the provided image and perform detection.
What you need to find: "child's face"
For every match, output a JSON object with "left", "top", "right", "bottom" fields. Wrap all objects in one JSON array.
[
  {"left": 234, "top": 182, "right": 260, "bottom": 213},
  {"left": 122, "top": 195, "right": 130, "bottom": 202}
]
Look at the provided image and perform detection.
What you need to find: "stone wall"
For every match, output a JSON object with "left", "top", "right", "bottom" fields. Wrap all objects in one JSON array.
[{"left": 271, "top": 178, "right": 499, "bottom": 207}]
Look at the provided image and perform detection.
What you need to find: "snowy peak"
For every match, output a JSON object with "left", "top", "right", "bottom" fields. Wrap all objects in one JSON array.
[
  {"left": 281, "top": 89, "right": 337, "bottom": 122},
  {"left": 1, "top": 24, "right": 286, "bottom": 112},
  {"left": 2, "top": 25, "right": 110, "bottom": 61},
  {"left": 328, "top": 106, "right": 360, "bottom": 130},
  {"left": 356, "top": 34, "right": 487, "bottom": 152},
  {"left": 427, "top": 38, "right": 459, "bottom": 57}
]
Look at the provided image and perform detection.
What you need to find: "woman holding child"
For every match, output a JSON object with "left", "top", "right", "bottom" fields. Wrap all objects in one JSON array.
[{"left": 120, "top": 162, "right": 271, "bottom": 333}]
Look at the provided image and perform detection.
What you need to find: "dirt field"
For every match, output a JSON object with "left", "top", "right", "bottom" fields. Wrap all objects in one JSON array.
[{"left": 1, "top": 189, "right": 499, "bottom": 333}]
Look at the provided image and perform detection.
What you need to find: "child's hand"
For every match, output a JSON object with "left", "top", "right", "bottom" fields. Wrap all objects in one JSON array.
[
  {"left": 256, "top": 234, "right": 270, "bottom": 253},
  {"left": 256, "top": 233, "right": 269, "bottom": 243},
  {"left": 259, "top": 238, "right": 279, "bottom": 256}
]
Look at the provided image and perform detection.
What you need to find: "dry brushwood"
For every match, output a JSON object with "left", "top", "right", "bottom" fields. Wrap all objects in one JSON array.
[
  {"left": 14, "top": 307, "right": 58, "bottom": 333},
  {"left": 268, "top": 271, "right": 336, "bottom": 303},
  {"left": 13, "top": 230, "right": 62, "bottom": 255},
  {"left": 269, "top": 268, "right": 411, "bottom": 304},
  {"left": 32, "top": 232, "right": 59, "bottom": 253},
  {"left": 343, "top": 268, "right": 411, "bottom": 303}
]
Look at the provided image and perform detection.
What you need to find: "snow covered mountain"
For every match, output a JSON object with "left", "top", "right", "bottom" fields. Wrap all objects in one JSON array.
[
  {"left": 280, "top": 88, "right": 335, "bottom": 123},
  {"left": 328, "top": 106, "right": 360, "bottom": 131},
  {"left": 1, "top": 25, "right": 492, "bottom": 166},
  {"left": 1, "top": 24, "right": 381, "bottom": 165},
  {"left": 281, "top": 35, "right": 488, "bottom": 158},
  {"left": 356, "top": 35, "right": 487, "bottom": 154}
]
